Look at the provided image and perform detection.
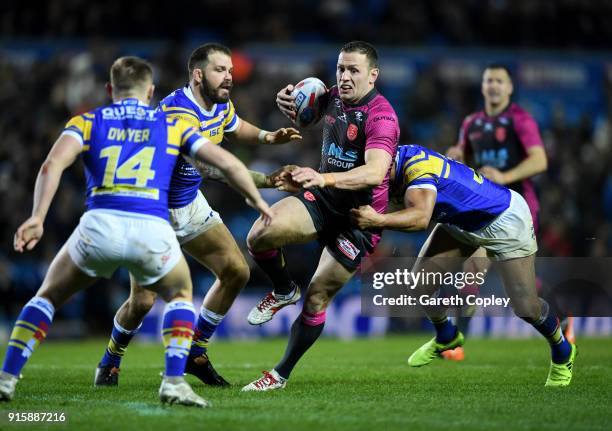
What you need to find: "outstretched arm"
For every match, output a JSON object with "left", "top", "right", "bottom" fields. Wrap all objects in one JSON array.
[
  {"left": 350, "top": 187, "right": 437, "bottom": 232},
  {"left": 190, "top": 159, "right": 297, "bottom": 189},
  {"left": 14, "top": 134, "right": 82, "bottom": 252},
  {"left": 190, "top": 142, "right": 273, "bottom": 225},
  {"left": 225, "top": 118, "right": 302, "bottom": 146},
  {"left": 291, "top": 148, "right": 392, "bottom": 190}
]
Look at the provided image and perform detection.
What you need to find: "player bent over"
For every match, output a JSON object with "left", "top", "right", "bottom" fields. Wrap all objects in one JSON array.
[
  {"left": 350, "top": 145, "right": 576, "bottom": 387},
  {"left": 0, "top": 57, "right": 272, "bottom": 405},
  {"left": 94, "top": 43, "right": 300, "bottom": 388}
]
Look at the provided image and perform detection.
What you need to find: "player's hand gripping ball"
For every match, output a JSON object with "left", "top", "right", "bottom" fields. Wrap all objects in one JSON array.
[{"left": 291, "top": 77, "right": 327, "bottom": 128}]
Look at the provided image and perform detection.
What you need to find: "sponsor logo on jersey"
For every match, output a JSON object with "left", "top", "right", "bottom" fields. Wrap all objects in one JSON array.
[
  {"left": 484, "top": 122, "right": 494, "bottom": 132},
  {"left": 354, "top": 111, "right": 364, "bottom": 122},
  {"left": 337, "top": 113, "right": 347, "bottom": 123},
  {"left": 327, "top": 142, "right": 358, "bottom": 169},
  {"left": 336, "top": 234, "right": 359, "bottom": 261},
  {"left": 347, "top": 124, "right": 358, "bottom": 141},
  {"left": 101, "top": 105, "right": 156, "bottom": 121},
  {"left": 372, "top": 115, "right": 395, "bottom": 122}
]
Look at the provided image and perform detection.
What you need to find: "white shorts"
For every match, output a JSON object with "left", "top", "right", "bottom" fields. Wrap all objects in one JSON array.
[
  {"left": 441, "top": 190, "right": 538, "bottom": 261},
  {"left": 169, "top": 190, "right": 223, "bottom": 245},
  {"left": 67, "top": 209, "right": 182, "bottom": 285}
]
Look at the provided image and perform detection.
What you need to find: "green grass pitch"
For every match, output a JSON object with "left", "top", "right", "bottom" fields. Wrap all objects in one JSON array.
[{"left": 0, "top": 336, "right": 610, "bottom": 431}]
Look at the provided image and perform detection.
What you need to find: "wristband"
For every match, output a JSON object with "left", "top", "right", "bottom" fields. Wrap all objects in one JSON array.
[
  {"left": 322, "top": 173, "right": 336, "bottom": 188},
  {"left": 258, "top": 130, "right": 270, "bottom": 144}
]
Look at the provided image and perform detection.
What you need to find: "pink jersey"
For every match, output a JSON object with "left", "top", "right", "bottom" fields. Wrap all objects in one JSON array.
[
  {"left": 458, "top": 103, "right": 544, "bottom": 228},
  {"left": 319, "top": 86, "right": 400, "bottom": 214}
]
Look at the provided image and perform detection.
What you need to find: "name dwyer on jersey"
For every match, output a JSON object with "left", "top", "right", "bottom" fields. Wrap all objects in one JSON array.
[{"left": 107, "top": 127, "right": 151, "bottom": 143}]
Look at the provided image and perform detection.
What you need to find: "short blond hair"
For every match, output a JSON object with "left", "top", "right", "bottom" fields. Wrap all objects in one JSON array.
[{"left": 110, "top": 56, "right": 153, "bottom": 95}]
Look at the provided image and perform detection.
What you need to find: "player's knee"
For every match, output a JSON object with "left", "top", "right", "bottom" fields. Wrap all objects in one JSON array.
[{"left": 247, "top": 222, "right": 281, "bottom": 252}]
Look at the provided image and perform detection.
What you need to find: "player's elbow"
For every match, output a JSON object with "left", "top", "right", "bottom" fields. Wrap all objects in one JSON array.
[
  {"left": 39, "top": 158, "right": 63, "bottom": 177},
  {"left": 530, "top": 150, "right": 548, "bottom": 174}
]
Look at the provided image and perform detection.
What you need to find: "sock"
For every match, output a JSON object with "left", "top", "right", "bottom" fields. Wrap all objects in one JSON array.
[
  {"left": 275, "top": 309, "right": 326, "bottom": 379},
  {"left": 189, "top": 307, "right": 224, "bottom": 357},
  {"left": 526, "top": 299, "right": 572, "bottom": 364},
  {"left": 161, "top": 301, "right": 196, "bottom": 377},
  {"left": 99, "top": 316, "right": 141, "bottom": 368},
  {"left": 2, "top": 297, "right": 54, "bottom": 377},
  {"left": 456, "top": 316, "right": 471, "bottom": 336},
  {"left": 249, "top": 248, "right": 295, "bottom": 296},
  {"left": 430, "top": 316, "right": 458, "bottom": 344}
]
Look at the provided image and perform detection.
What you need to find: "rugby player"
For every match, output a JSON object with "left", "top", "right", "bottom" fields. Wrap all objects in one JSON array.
[
  {"left": 442, "top": 64, "right": 569, "bottom": 360},
  {"left": 242, "top": 41, "right": 400, "bottom": 391},
  {"left": 350, "top": 144, "right": 576, "bottom": 387},
  {"left": 94, "top": 43, "right": 300, "bottom": 387},
  {"left": 0, "top": 57, "right": 272, "bottom": 405}
]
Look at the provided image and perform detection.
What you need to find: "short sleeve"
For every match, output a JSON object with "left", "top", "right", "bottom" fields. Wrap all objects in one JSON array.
[
  {"left": 364, "top": 107, "right": 399, "bottom": 156},
  {"left": 222, "top": 100, "right": 240, "bottom": 133}
]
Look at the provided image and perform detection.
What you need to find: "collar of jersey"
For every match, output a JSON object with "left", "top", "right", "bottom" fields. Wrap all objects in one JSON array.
[
  {"left": 343, "top": 87, "right": 378, "bottom": 108},
  {"left": 116, "top": 98, "right": 149, "bottom": 107},
  {"left": 184, "top": 85, "right": 218, "bottom": 116},
  {"left": 483, "top": 101, "right": 513, "bottom": 119}
]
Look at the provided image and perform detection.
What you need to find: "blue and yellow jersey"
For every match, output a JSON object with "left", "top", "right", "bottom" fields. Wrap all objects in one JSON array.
[
  {"left": 394, "top": 145, "right": 511, "bottom": 231},
  {"left": 158, "top": 85, "right": 240, "bottom": 208},
  {"left": 62, "top": 98, "right": 208, "bottom": 221}
]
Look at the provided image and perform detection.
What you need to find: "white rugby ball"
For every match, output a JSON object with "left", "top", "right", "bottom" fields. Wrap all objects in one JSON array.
[{"left": 291, "top": 77, "right": 327, "bottom": 128}]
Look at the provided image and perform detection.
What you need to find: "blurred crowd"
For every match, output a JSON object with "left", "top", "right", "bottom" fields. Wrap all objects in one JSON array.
[
  {"left": 1, "top": 0, "right": 612, "bottom": 330},
  {"left": 2, "top": 0, "right": 612, "bottom": 49}
]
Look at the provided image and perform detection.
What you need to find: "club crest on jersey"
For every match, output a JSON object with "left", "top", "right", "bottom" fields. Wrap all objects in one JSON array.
[
  {"left": 495, "top": 127, "right": 506, "bottom": 142},
  {"left": 336, "top": 235, "right": 359, "bottom": 261},
  {"left": 347, "top": 124, "right": 358, "bottom": 141}
]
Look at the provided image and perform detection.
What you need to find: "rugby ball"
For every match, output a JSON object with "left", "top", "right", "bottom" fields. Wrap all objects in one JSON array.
[{"left": 291, "top": 77, "right": 327, "bottom": 128}]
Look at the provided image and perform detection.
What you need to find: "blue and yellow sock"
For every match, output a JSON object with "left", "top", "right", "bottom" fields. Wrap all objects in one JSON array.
[
  {"left": 189, "top": 307, "right": 224, "bottom": 357},
  {"left": 528, "top": 299, "right": 572, "bottom": 363},
  {"left": 430, "top": 316, "right": 458, "bottom": 344},
  {"left": 162, "top": 301, "right": 195, "bottom": 377},
  {"left": 2, "top": 297, "right": 54, "bottom": 377},
  {"left": 99, "top": 316, "right": 141, "bottom": 368}
]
